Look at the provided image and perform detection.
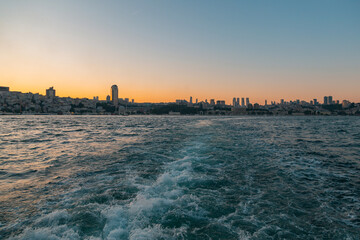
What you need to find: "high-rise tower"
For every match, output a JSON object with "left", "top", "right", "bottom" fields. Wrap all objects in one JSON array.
[{"left": 111, "top": 85, "right": 119, "bottom": 106}]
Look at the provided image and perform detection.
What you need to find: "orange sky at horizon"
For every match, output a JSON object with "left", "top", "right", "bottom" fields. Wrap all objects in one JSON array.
[
  {"left": 2, "top": 72, "right": 359, "bottom": 104},
  {"left": 1, "top": 1, "right": 359, "bottom": 104}
]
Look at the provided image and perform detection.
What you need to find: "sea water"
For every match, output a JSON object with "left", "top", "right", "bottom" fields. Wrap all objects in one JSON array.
[{"left": 0, "top": 116, "right": 359, "bottom": 239}]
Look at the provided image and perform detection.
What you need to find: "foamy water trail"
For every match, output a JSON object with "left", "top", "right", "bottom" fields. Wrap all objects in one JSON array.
[
  {"left": 102, "top": 152, "right": 204, "bottom": 239},
  {"left": 2, "top": 116, "right": 359, "bottom": 239},
  {"left": 10, "top": 142, "right": 209, "bottom": 240}
]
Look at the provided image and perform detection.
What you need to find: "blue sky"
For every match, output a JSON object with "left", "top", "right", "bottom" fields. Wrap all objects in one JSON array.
[{"left": 0, "top": 0, "right": 359, "bottom": 102}]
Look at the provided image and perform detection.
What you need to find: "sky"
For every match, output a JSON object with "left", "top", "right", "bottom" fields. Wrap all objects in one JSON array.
[{"left": 0, "top": 0, "right": 359, "bottom": 103}]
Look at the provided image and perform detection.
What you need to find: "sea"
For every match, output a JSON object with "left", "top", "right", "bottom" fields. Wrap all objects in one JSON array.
[{"left": 0, "top": 116, "right": 359, "bottom": 239}]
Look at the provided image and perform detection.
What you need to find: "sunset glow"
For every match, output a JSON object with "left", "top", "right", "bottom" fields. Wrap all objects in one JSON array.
[{"left": 1, "top": 0, "right": 359, "bottom": 103}]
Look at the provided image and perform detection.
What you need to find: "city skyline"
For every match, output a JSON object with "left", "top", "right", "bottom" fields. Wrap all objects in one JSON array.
[
  {"left": 0, "top": 84, "right": 353, "bottom": 106},
  {"left": 1, "top": 1, "right": 359, "bottom": 103}
]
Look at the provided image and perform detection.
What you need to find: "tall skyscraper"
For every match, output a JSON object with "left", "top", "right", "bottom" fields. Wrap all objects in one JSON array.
[
  {"left": 46, "top": 87, "right": 56, "bottom": 98},
  {"left": 190, "top": 96, "right": 193, "bottom": 104},
  {"left": 324, "top": 96, "right": 328, "bottom": 105},
  {"left": 232, "top": 97, "right": 236, "bottom": 106},
  {"left": 196, "top": 98, "right": 198, "bottom": 104},
  {"left": 241, "top": 98, "right": 245, "bottom": 106},
  {"left": 210, "top": 99, "right": 215, "bottom": 105},
  {"left": 246, "top": 98, "right": 249, "bottom": 106},
  {"left": 236, "top": 98, "right": 240, "bottom": 106},
  {"left": 328, "top": 96, "right": 333, "bottom": 104},
  {"left": 313, "top": 99, "right": 318, "bottom": 105},
  {"left": 265, "top": 100, "right": 267, "bottom": 106},
  {"left": 281, "top": 99, "right": 284, "bottom": 105},
  {"left": 111, "top": 85, "right": 119, "bottom": 106}
]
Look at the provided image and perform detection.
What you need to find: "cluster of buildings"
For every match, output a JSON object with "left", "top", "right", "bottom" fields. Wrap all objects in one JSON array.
[
  {"left": 165, "top": 95, "right": 360, "bottom": 116},
  {"left": 0, "top": 85, "right": 142, "bottom": 115},
  {"left": 0, "top": 85, "right": 359, "bottom": 115}
]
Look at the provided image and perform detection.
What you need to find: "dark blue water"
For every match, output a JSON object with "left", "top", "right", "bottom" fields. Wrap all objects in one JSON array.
[{"left": 0, "top": 116, "right": 359, "bottom": 239}]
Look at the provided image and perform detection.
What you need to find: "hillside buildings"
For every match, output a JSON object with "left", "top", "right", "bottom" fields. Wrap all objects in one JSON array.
[
  {"left": 46, "top": 87, "right": 56, "bottom": 98},
  {"left": 0, "top": 86, "right": 358, "bottom": 116}
]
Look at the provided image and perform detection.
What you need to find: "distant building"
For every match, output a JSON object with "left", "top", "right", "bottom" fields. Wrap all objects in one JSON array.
[
  {"left": 176, "top": 99, "right": 187, "bottom": 104},
  {"left": 190, "top": 96, "right": 193, "bottom": 104},
  {"left": 281, "top": 99, "right": 284, "bottom": 105},
  {"left": 196, "top": 98, "right": 198, "bottom": 104},
  {"left": 46, "top": 87, "right": 56, "bottom": 98},
  {"left": 106, "top": 95, "right": 110, "bottom": 102},
  {"left": 246, "top": 98, "right": 249, "bottom": 106},
  {"left": 93, "top": 96, "right": 99, "bottom": 101},
  {"left": 324, "top": 96, "right": 328, "bottom": 105},
  {"left": 313, "top": 99, "right": 318, "bottom": 105},
  {"left": 241, "top": 98, "right": 245, "bottom": 106},
  {"left": 342, "top": 100, "right": 351, "bottom": 108},
  {"left": 265, "top": 100, "right": 267, "bottom": 106},
  {"left": 131, "top": 99, "right": 134, "bottom": 104},
  {"left": 232, "top": 97, "right": 236, "bottom": 106},
  {"left": 0, "top": 86, "right": 10, "bottom": 92},
  {"left": 236, "top": 98, "right": 240, "bottom": 106},
  {"left": 217, "top": 100, "right": 225, "bottom": 106},
  {"left": 111, "top": 85, "right": 119, "bottom": 106},
  {"left": 210, "top": 99, "right": 215, "bottom": 105},
  {"left": 328, "top": 96, "right": 333, "bottom": 104}
]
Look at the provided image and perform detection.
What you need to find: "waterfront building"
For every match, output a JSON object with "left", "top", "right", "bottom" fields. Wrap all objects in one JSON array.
[
  {"left": 111, "top": 85, "right": 119, "bottom": 106},
  {"left": 324, "top": 96, "right": 328, "bottom": 105},
  {"left": 217, "top": 100, "right": 226, "bottom": 106},
  {"left": 342, "top": 100, "right": 351, "bottom": 108},
  {"left": 328, "top": 96, "right": 333, "bottom": 104},
  {"left": 0, "top": 86, "right": 10, "bottom": 92},
  {"left": 46, "top": 87, "right": 56, "bottom": 98},
  {"left": 176, "top": 99, "right": 187, "bottom": 104}
]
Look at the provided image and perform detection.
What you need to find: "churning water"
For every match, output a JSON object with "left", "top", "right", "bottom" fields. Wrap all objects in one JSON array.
[{"left": 0, "top": 116, "right": 359, "bottom": 239}]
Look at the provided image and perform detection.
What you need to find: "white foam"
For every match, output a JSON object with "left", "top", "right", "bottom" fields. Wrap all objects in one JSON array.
[
  {"left": 11, "top": 142, "right": 209, "bottom": 240},
  {"left": 100, "top": 144, "right": 208, "bottom": 239},
  {"left": 193, "top": 119, "right": 213, "bottom": 128}
]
